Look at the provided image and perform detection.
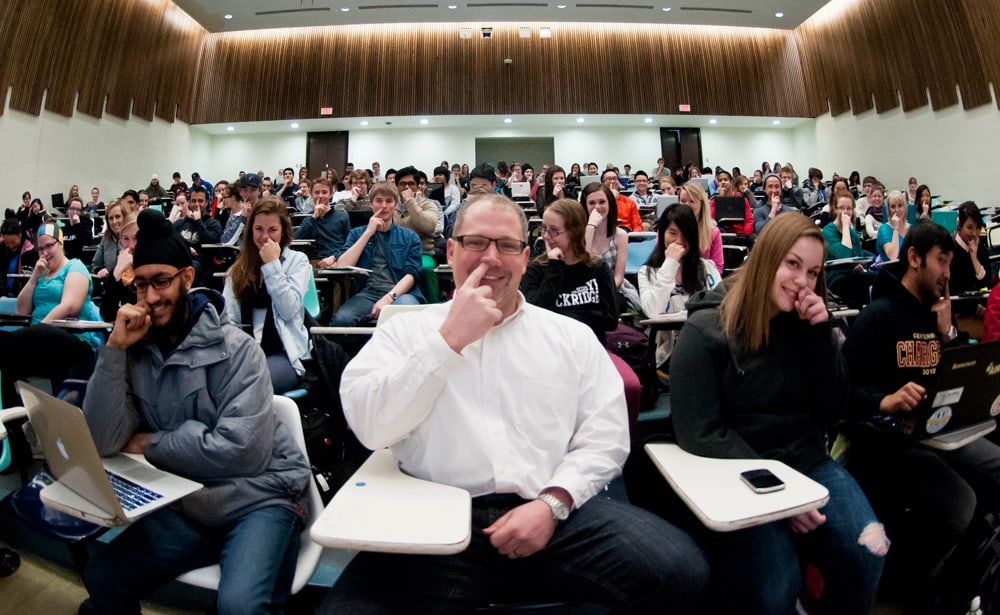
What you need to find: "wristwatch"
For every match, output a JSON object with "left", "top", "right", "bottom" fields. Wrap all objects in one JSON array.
[
  {"left": 389, "top": 291, "right": 398, "bottom": 301},
  {"left": 945, "top": 324, "right": 959, "bottom": 342},
  {"left": 537, "top": 493, "right": 570, "bottom": 521}
]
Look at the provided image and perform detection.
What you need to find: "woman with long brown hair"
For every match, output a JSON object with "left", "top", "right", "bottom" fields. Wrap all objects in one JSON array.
[
  {"left": 223, "top": 197, "right": 311, "bottom": 393},
  {"left": 667, "top": 213, "right": 886, "bottom": 614}
]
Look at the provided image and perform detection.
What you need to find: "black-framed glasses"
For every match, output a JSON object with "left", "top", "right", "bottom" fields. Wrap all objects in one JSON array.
[
  {"left": 540, "top": 226, "right": 565, "bottom": 238},
  {"left": 129, "top": 269, "right": 186, "bottom": 294},
  {"left": 454, "top": 235, "right": 527, "bottom": 255}
]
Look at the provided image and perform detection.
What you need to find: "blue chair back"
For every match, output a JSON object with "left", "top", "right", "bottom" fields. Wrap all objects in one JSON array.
[{"left": 625, "top": 238, "right": 656, "bottom": 276}]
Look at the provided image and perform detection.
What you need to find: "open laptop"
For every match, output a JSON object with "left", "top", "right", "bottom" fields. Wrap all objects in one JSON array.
[
  {"left": 870, "top": 342, "right": 1000, "bottom": 449},
  {"left": 654, "top": 194, "right": 678, "bottom": 219},
  {"left": 509, "top": 181, "right": 530, "bottom": 199},
  {"left": 713, "top": 196, "right": 746, "bottom": 225},
  {"left": 580, "top": 175, "right": 601, "bottom": 188},
  {"left": 18, "top": 382, "right": 202, "bottom": 527}
]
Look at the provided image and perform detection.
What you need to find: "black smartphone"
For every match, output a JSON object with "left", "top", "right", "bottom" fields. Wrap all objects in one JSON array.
[{"left": 740, "top": 469, "right": 785, "bottom": 494}]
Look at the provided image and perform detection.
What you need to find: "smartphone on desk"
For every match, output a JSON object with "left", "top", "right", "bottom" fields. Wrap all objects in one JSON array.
[{"left": 740, "top": 469, "right": 785, "bottom": 494}]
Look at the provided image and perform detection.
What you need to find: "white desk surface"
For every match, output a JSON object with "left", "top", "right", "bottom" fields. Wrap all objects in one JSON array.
[
  {"left": 316, "top": 266, "right": 371, "bottom": 276},
  {"left": 639, "top": 311, "right": 687, "bottom": 328},
  {"left": 309, "top": 326, "right": 375, "bottom": 336},
  {"left": 47, "top": 319, "right": 113, "bottom": 331},
  {"left": 310, "top": 449, "right": 471, "bottom": 554},
  {"left": 644, "top": 443, "right": 829, "bottom": 532}
]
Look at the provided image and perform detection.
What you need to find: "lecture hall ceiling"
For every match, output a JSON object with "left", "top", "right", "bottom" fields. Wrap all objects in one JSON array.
[{"left": 171, "top": 0, "right": 833, "bottom": 33}]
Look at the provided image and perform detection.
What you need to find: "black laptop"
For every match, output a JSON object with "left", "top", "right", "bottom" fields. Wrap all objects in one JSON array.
[{"left": 873, "top": 341, "right": 1000, "bottom": 449}]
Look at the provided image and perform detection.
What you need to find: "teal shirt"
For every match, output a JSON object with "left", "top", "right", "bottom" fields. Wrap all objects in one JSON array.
[
  {"left": 31, "top": 258, "right": 101, "bottom": 349},
  {"left": 822, "top": 222, "right": 864, "bottom": 287}
]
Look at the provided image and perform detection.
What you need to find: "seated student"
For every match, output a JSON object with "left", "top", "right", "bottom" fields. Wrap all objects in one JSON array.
[
  {"left": 322, "top": 194, "right": 709, "bottom": 614},
  {"left": 581, "top": 183, "right": 640, "bottom": 313},
  {"left": 521, "top": 198, "right": 644, "bottom": 423},
  {"left": 395, "top": 167, "right": 442, "bottom": 302},
  {"left": 79, "top": 208, "right": 311, "bottom": 615},
  {"left": 601, "top": 169, "right": 643, "bottom": 232},
  {"left": 61, "top": 197, "right": 94, "bottom": 260},
  {"left": 224, "top": 198, "right": 311, "bottom": 394},
  {"left": 0, "top": 217, "right": 37, "bottom": 296},
  {"left": 876, "top": 190, "right": 909, "bottom": 263},
  {"left": 328, "top": 182, "right": 423, "bottom": 326},
  {"left": 294, "top": 178, "right": 350, "bottom": 268},
  {"left": 842, "top": 219, "right": 1000, "bottom": 612},
  {"left": 668, "top": 213, "right": 886, "bottom": 614},
  {"left": 637, "top": 204, "right": 720, "bottom": 367},
  {"left": 91, "top": 199, "right": 132, "bottom": 280},
  {"left": 221, "top": 173, "right": 261, "bottom": 245},
  {"left": 914, "top": 184, "right": 933, "bottom": 219},
  {"left": 949, "top": 201, "right": 991, "bottom": 294},
  {"left": 859, "top": 182, "right": 886, "bottom": 241},
  {"left": 98, "top": 213, "right": 138, "bottom": 323},
  {"left": 710, "top": 170, "right": 754, "bottom": 237},
  {"left": 753, "top": 173, "right": 798, "bottom": 236},
  {"left": 174, "top": 185, "right": 223, "bottom": 287},
  {"left": 0, "top": 223, "right": 101, "bottom": 406},
  {"left": 334, "top": 170, "right": 372, "bottom": 210},
  {"left": 678, "top": 181, "right": 724, "bottom": 273},
  {"left": 823, "top": 190, "right": 877, "bottom": 307}
]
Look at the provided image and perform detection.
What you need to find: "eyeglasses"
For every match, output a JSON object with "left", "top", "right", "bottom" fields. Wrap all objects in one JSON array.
[
  {"left": 129, "top": 269, "right": 185, "bottom": 294},
  {"left": 37, "top": 242, "right": 60, "bottom": 253},
  {"left": 454, "top": 235, "right": 527, "bottom": 254},
  {"left": 397, "top": 180, "right": 417, "bottom": 188},
  {"left": 540, "top": 226, "right": 565, "bottom": 238}
]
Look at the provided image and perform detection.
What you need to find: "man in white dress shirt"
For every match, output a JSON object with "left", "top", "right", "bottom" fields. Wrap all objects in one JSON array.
[{"left": 321, "top": 194, "right": 708, "bottom": 614}]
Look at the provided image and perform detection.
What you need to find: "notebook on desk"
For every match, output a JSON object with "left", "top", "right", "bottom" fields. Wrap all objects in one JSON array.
[
  {"left": 18, "top": 382, "right": 202, "bottom": 527},
  {"left": 870, "top": 342, "right": 1000, "bottom": 449}
]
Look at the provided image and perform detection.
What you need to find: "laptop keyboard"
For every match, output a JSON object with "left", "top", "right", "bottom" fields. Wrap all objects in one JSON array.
[{"left": 105, "top": 471, "right": 163, "bottom": 511}]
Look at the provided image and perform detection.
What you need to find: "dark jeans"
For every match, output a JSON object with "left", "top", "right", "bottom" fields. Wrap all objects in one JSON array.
[
  {"left": 321, "top": 494, "right": 710, "bottom": 614},
  {"left": 329, "top": 288, "right": 420, "bottom": 327},
  {"left": 703, "top": 458, "right": 885, "bottom": 615},
  {"left": 82, "top": 505, "right": 302, "bottom": 615},
  {"left": 0, "top": 324, "right": 95, "bottom": 407},
  {"left": 849, "top": 435, "right": 1000, "bottom": 602}
]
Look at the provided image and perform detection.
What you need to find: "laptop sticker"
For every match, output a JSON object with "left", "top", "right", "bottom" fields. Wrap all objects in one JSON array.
[
  {"left": 926, "top": 406, "right": 953, "bottom": 434},
  {"left": 931, "top": 387, "right": 963, "bottom": 408}
]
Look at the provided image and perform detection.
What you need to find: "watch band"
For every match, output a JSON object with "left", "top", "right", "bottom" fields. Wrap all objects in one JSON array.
[
  {"left": 537, "top": 493, "right": 570, "bottom": 521},
  {"left": 389, "top": 291, "right": 398, "bottom": 300}
]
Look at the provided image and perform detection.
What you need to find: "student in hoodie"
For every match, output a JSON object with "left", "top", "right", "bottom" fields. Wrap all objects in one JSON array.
[
  {"left": 79, "top": 208, "right": 311, "bottom": 615},
  {"left": 842, "top": 219, "right": 1000, "bottom": 613},
  {"left": 668, "top": 213, "right": 886, "bottom": 615}
]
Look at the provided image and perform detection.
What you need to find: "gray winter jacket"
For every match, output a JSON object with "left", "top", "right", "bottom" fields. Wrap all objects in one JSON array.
[{"left": 83, "top": 289, "right": 311, "bottom": 526}]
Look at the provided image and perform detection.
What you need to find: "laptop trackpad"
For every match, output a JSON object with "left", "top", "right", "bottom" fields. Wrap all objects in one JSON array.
[{"left": 105, "top": 455, "right": 173, "bottom": 486}]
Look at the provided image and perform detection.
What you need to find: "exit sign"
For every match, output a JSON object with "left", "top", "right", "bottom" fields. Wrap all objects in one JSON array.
[
  {"left": 320, "top": 107, "right": 333, "bottom": 116},
  {"left": 678, "top": 104, "right": 691, "bottom": 113}
]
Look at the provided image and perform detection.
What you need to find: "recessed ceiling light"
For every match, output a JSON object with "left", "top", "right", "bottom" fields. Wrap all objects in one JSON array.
[
  {"left": 539, "top": 27, "right": 551, "bottom": 38},
  {"left": 503, "top": 118, "right": 513, "bottom": 124},
  {"left": 420, "top": 118, "right": 429, "bottom": 125},
  {"left": 226, "top": 125, "right": 235, "bottom": 132},
  {"left": 223, "top": 13, "right": 233, "bottom": 19},
  {"left": 772, "top": 119, "right": 781, "bottom": 125},
  {"left": 576, "top": 117, "right": 585, "bottom": 123},
  {"left": 709, "top": 118, "right": 718, "bottom": 124},
  {"left": 775, "top": 11, "right": 784, "bottom": 17},
  {"left": 643, "top": 117, "right": 653, "bottom": 123},
  {"left": 340, "top": 6, "right": 350, "bottom": 12},
  {"left": 557, "top": 4, "right": 567, "bottom": 8},
  {"left": 290, "top": 122, "right": 300, "bottom": 129},
  {"left": 447, "top": 3, "right": 457, "bottom": 8},
  {"left": 360, "top": 120, "right": 369, "bottom": 126},
  {"left": 662, "top": 7, "right": 672, "bottom": 11}
]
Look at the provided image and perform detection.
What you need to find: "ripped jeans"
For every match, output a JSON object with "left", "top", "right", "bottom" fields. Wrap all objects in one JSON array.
[{"left": 704, "top": 458, "right": 886, "bottom": 615}]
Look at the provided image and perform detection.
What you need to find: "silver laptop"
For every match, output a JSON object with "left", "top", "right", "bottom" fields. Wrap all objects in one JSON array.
[
  {"left": 580, "top": 175, "right": 601, "bottom": 188},
  {"left": 18, "top": 382, "right": 202, "bottom": 527},
  {"left": 509, "top": 181, "right": 531, "bottom": 199},
  {"left": 655, "top": 194, "right": 678, "bottom": 218}
]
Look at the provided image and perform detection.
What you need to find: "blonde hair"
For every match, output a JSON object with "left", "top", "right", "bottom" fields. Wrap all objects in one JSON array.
[
  {"left": 681, "top": 181, "right": 713, "bottom": 254},
  {"left": 720, "top": 213, "right": 827, "bottom": 354}
]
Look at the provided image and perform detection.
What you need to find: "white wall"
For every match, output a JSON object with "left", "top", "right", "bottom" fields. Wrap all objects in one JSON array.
[
  {"left": 0, "top": 94, "right": 205, "bottom": 210},
  {"left": 811, "top": 101, "right": 1000, "bottom": 204},
  {"left": 199, "top": 124, "right": 808, "bottom": 180}
]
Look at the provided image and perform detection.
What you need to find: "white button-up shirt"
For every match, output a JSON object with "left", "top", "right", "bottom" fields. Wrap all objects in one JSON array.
[{"left": 340, "top": 297, "right": 629, "bottom": 508}]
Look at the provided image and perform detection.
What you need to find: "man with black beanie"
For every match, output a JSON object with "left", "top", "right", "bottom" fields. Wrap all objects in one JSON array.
[{"left": 78, "top": 208, "right": 311, "bottom": 615}]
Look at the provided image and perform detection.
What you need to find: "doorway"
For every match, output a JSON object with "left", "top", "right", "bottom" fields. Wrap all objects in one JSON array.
[
  {"left": 306, "top": 132, "right": 349, "bottom": 180},
  {"left": 659, "top": 128, "right": 702, "bottom": 173}
]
